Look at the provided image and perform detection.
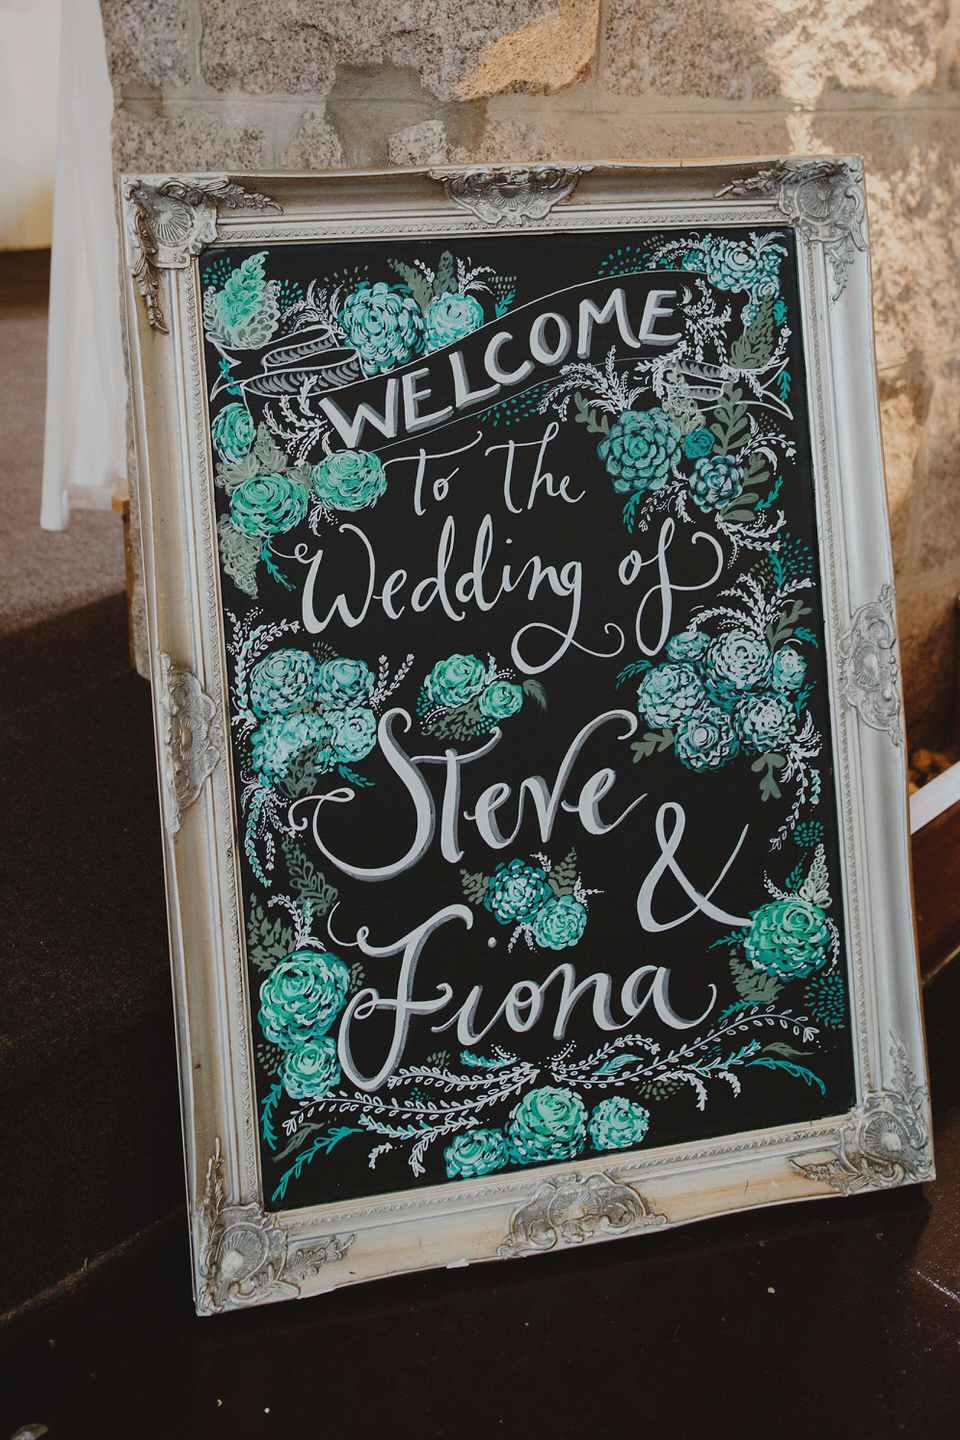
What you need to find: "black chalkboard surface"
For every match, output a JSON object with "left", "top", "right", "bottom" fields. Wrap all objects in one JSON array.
[{"left": 200, "top": 223, "right": 856, "bottom": 1212}]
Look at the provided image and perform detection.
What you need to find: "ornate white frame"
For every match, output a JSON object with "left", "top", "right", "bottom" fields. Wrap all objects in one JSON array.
[{"left": 120, "top": 160, "right": 931, "bottom": 1315}]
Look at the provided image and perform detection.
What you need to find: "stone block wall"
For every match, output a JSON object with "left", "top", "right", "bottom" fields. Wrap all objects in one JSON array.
[{"left": 102, "top": 0, "right": 960, "bottom": 746}]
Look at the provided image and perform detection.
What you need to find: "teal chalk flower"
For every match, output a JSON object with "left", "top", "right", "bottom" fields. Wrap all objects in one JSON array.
[
  {"left": 771, "top": 645, "right": 807, "bottom": 693},
  {"left": 598, "top": 407, "right": 681, "bottom": 494},
  {"left": 706, "top": 237, "right": 764, "bottom": 292},
  {"left": 683, "top": 427, "right": 715, "bottom": 460},
  {"left": 679, "top": 235, "right": 785, "bottom": 324},
  {"left": 211, "top": 402, "right": 255, "bottom": 463},
  {"left": 204, "top": 253, "right": 280, "bottom": 349},
  {"left": 425, "top": 292, "right": 485, "bottom": 351},
  {"left": 444, "top": 1128, "right": 512, "bottom": 1180},
  {"left": 280, "top": 1037, "right": 341, "bottom": 1100},
  {"left": 674, "top": 706, "right": 740, "bottom": 772},
  {"left": 681, "top": 246, "right": 708, "bottom": 273},
  {"left": 258, "top": 949, "right": 351, "bottom": 1050},
  {"left": 479, "top": 680, "right": 524, "bottom": 722},
  {"left": 533, "top": 895, "right": 587, "bottom": 951},
  {"left": 218, "top": 252, "right": 268, "bottom": 327},
  {"left": 506, "top": 1086, "right": 587, "bottom": 1164},
  {"left": 314, "top": 657, "right": 375, "bottom": 711},
  {"left": 665, "top": 630, "right": 709, "bottom": 664},
  {"left": 484, "top": 859, "right": 552, "bottom": 926},
  {"left": 250, "top": 711, "right": 331, "bottom": 785},
  {"left": 684, "top": 236, "right": 783, "bottom": 300},
  {"left": 688, "top": 454, "right": 744, "bottom": 513},
  {"left": 588, "top": 1096, "right": 650, "bottom": 1152},
  {"left": 735, "top": 691, "right": 795, "bottom": 754},
  {"left": 744, "top": 898, "right": 831, "bottom": 980},
  {"left": 329, "top": 706, "right": 377, "bottom": 764},
  {"left": 229, "top": 473, "right": 309, "bottom": 538},
  {"left": 249, "top": 649, "right": 321, "bottom": 718},
  {"left": 423, "top": 653, "right": 488, "bottom": 709},
  {"left": 701, "top": 629, "right": 772, "bottom": 705},
  {"left": 339, "top": 281, "right": 425, "bottom": 376},
  {"left": 804, "top": 969, "right": 846, "bottom": 1028},
  {"left": 636, "top": 662, "right": 706, "bottom": 730},
  {"left": 312, "top": 449, "right": 387, "bottom": 512}
]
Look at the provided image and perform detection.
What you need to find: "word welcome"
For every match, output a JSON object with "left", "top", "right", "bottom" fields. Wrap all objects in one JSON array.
[{"left": 318, "top": 275, "right": 681, "bottom": 448}]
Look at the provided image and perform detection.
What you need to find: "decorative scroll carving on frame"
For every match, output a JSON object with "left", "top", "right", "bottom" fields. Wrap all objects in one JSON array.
[
  {"left": 159, "top": 654, "right": 222, "bottom": 835},
  {"left": 790, "top": 1037, "right": 933, "bottom": 1196},
  {"left": 718, "top": 159, "right": 866, "bottom": 301},
  {"left": 124, "top": 176, "right": 280, "bottom": 333},
  {"left": 429, "top": 166, "right": 592, "bottom": 226},
  {"left": 197, "top": 1141, "right": 354, "bottom": 1314},
  {"left": 838, "top": 584, "right": 902, "bottom": 745},
  {"left": 498, "top": 1171, "right": 666, "bottom": 1257}
]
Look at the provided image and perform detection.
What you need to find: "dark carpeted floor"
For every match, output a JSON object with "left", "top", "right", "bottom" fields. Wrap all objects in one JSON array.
[
  {"left": 0, "top": 251, "right": 182, "bottom": 1317},
  {"left": 0, "top": 595, "right": 183, "bottom": 1316},
  {"left": 0, "top": 595, "right": 169, "bottom": 1083}
]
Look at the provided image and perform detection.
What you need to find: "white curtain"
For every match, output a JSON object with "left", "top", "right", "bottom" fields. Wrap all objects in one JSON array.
[{"left": 40, "top": 0, "right": 127, "bottom": 529}]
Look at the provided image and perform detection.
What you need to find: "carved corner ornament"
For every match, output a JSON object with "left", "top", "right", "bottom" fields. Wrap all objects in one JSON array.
[
  {"left": 197, "top": 1141, "right": 354, "bottom": 1314},
  {"left": 790, "top": 1038, "right": 933, "bottom": 1196},
  {"left": 718, "top": 158, "right": 866, "bottom": 301},
  {"left": 159, "top": 654, "right": 222, "bottom": 835},
  {"left": 498, "top": 1170, "right": 666, "bottom": 1258},
  {"left": 429, "top": 165, "right": 592, "bottom": 226},
  {"left": 124, "top": 175, "right": 281, "bottom": 333},
  {"left": 838, "top": 584, "right": 902, "bottom": 745}
]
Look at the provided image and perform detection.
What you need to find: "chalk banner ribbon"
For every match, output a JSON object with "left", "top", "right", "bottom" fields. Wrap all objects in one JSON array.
[{"left": 307, "top": 272, "right": 693, "bottom": 449}]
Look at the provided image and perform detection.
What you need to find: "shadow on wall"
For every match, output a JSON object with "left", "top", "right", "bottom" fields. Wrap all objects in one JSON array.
[{"left": 602, "top": 0, "right": 944, "bottom": 104}]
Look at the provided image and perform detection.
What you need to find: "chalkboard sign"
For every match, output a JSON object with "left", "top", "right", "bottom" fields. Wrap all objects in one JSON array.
[{"left": 122, "top": 162, "right": 931, "bottom": 1314}]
